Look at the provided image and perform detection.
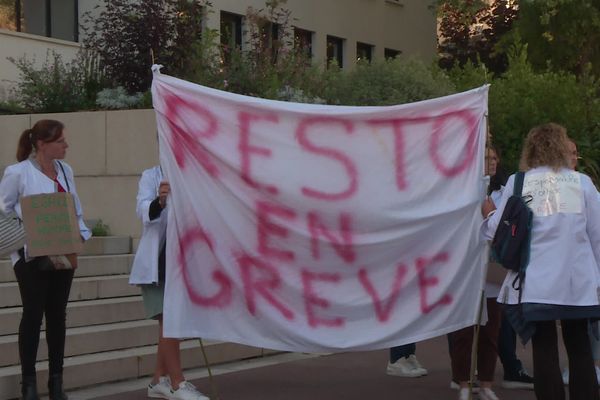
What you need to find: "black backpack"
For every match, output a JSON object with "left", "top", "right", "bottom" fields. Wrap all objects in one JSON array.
[{"left": 490, "top": 172, "right": 533, "bottom": 289}]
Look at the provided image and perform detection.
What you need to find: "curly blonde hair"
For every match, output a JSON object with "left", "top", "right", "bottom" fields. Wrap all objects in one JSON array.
[{"left": 519, "top": 123, "right": 570, "bottom": 171}]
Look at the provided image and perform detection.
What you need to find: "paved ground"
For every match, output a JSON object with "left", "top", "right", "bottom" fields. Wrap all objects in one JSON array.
[{"left": 82, "top": 334, "right": 546, "bottom": 400}]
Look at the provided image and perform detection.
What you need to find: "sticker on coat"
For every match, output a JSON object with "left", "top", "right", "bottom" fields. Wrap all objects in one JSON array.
[{"left": 522, "top": 171, "right": 582, "bottom": 217}]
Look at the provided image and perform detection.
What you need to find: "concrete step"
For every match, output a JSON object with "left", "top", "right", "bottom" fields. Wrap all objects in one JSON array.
[
  {"left": 0, "top": 296, "right": 144, "bottom": 336},
  {"left": 0, "top": 340, "right": 278, "bottom": 400},
  {"left": 80, "top": 236, "right": 132, "bottom": 256},
  {"left": 0, "top": 274, "right": 137, "bottom": 308},
  {"left": 0, "top": 254, "right": 134, "bottom": 283},
  {"left": 0, "top": 236, "right": 131, "bottom": 262},
  {"left": 0, "top": 320, "right": 157, "bottom": 368}
]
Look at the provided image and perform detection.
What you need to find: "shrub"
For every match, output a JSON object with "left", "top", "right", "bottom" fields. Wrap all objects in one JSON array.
[
  {"left": 91, "top": 220, "right": 111, "bottom": 237},
  {"left": 96, "top": 87, "right": 144, "bottom": 109},
  {"left": 321, "top": 57, "right": 456, "bottom": 106},
  {"left": 7, "top": 49, "right": 104, "bottom": 113},
  {"left": 486, "top": 45, "right": 600, "bottom": 173}
]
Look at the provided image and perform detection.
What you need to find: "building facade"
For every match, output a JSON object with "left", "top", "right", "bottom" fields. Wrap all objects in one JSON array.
[{"left": 0, "top": 0, "right": 437, "bottom": 100}]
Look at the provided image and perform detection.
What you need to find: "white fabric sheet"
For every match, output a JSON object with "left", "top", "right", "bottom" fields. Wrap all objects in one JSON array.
[{"left": 152, "top": 70, "right": 489, "bottom": 352}]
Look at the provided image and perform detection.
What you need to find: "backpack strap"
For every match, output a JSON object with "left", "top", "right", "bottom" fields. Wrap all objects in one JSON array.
[
  {"left": 511, "top": 171, "right": 530, "bottom": 303},
  {"left": 513, "top": 171, "right": 525, "bottom": 197}
]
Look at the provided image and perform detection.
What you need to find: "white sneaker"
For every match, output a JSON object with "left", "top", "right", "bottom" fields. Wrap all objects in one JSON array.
[
  {"left": 169, "top": 381, "right": 210, "bottom": 400},
  {"left": 450, "top": 380, "right": 480, "bottom": 393},
  {"left": 148, "top": 376, "right": 171, "bottom": 399},
  {"left": 386, "top": 355, "right": 427, "bottom": 377},
  {"left": 406, "top": 354, "right": 428, "bottom": 375},
  {"left": 479, "top": 387, "right": 500, "bottom": 400},
  {"left": 458, "top": 388, "right": 470, "bottom": 400}
]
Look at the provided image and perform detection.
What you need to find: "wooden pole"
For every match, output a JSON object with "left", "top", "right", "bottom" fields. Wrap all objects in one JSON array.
[{"left": 199, "top": 338, "right": 221, "bottom": 400}]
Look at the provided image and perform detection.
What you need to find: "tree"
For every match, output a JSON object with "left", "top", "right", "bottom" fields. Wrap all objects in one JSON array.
[
  {"left": 437, "top": 0, "right": 518, "bottom": 75},
  {"left": 82, "top": 0, "right": 207, "bottom": 93},
  {"left": 514, "top": 0, "right": 600, "bottom": 77}
]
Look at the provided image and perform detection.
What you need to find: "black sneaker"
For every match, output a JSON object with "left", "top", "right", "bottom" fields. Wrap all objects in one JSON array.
[{"left": 501, "top": 369, "right": 534, "bottom": 390}]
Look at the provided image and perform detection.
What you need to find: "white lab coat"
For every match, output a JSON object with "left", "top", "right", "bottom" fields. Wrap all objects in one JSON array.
[
  {"left": 482, "top": 167, "right": 600, "bottom": 306},
  {"left": 0, "top": 159, "right": 91, "bottom": 266},
  {"left": 129, "top": 166, "right": 167, "bottom": 285}
]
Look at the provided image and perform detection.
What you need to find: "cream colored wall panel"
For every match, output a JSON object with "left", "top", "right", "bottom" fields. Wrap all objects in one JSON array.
[
  {"left": 31, "top": 111, "right": 107, "bottom": 176},
  {"left": 0, "top": 115, "right": 30, "bottom": 172},
  {"left": 0, "top": 29, "right": 80, "bottom": 101},
  {"left": 382, "top": 0, "right": 437, "bottom": 58},
  {"left": 106, "top": 109, "right": 159, "bottom": 175},
  {"left": 76, "top": 176, "right": 142, "bottom": 239}
]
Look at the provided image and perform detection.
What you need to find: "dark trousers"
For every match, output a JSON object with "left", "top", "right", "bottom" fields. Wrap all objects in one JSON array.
[
  {"left": 449, "top": 298, "right": 501, "bottom": 382},
  {"left": 532, "top": 319, "right": 599, "bottom": 400},
  {"left": 497, "top": 311, "right": 523, "bottom": 376},
  {"left": 390, "top": 343, "right": 416, "bottom": 363},
  {"left": 14, "top": 258, "right": 74, "bottom": 377}
]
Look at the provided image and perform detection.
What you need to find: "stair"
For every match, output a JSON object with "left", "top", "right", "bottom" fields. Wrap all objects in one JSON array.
[{"left": 0, "top": 237, "right": 277, "bottom": 400}]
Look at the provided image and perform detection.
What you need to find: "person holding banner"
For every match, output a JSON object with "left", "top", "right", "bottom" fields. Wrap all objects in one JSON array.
[
  {"left": 129, "top": 165, "right": 209, "bottom": 400},
  {"left": 448, "top": 145, "right": 503, "bottom": 400},
  {"left": 0, "top": 120, "right": 91, "bottom": 400},
  {"left": 482, "top": 123, "right": 600, "bottom": 400},
  {"left": 485, "top": 146, "right": 534, "bottom": 391}
]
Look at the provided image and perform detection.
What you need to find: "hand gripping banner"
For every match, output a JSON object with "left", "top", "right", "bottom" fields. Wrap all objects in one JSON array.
[{"left": 152, "top": 69, "right": 489, "bottom": 352}]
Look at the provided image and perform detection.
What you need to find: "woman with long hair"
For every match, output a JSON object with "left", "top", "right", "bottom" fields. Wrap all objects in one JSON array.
[{"left": 0, "top": 120, "right": 91, "bottom": 400}]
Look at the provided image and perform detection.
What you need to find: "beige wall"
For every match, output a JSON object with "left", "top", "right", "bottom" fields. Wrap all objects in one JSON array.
[
  {"left": 0, "top": 29, "right": 81, "bottom": 102},
  {"left": 206, "top": 0, "right": 437, "bottom": 67},
  {"left": 0, "top": 110, "right": 158, "bottom": 241}
]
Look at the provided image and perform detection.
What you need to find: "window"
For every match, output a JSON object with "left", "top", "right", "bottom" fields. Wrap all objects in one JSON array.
[
  {"left": 220, "top": 11, "right": 243, "bottom": 63},
  {"left": 384, "top": 48, "right": 402, "bottom": 59},
  {"left": 259, "top": 21, "right": 281, "bottom": 62},
  {"left": 294, "top": 27, "right": 313, "bottom": 59},
  {"left": 326, "top": 35, "right": 344, "bottom": 68},
  {"left": 356, "top": 42, "right": 373, "bottom": 63},
  {"left": 0, "top": 0, "right": 78, "bottom": 42}
]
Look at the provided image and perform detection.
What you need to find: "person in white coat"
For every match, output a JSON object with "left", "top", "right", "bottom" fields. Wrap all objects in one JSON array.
[
  {"left": 481, "top": 123, "right": 600, "bottom": 400},
  {"left": 449, "top": 145, "right": 503, "bottom": 400},
  {"left": 129, "top": 166, "right": 209, "bottom": 400},
  {"left": 0, "top": 119, "right": 91, "bottom": 400}
]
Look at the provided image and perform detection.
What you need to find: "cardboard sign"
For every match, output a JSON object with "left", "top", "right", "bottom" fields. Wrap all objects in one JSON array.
[{"left": 20, "top": 192, "right": 83, "bottom": 257}]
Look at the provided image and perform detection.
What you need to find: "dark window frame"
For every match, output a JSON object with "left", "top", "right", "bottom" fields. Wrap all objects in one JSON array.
[
  {"left": 0, "top": 0, "right": 78, "bottom": 41},
  {"left": 220, "top": 10, "right": 243, "bottom": 64},
  {"left": 326, "top": 35, "right": 344, "bottom": 68},
  {"left": 384, "top": 48, "right": 402, "bottom": 60},
  {"left": 293, "top": 27, "right": 313, "bottom": 59},
  {"left": 356, "top": 42, "right": 373, "bottom": 63}
]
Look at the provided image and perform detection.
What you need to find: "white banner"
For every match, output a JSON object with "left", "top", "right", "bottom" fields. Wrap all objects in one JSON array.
[{"left": 152, "top": 70, "right": 489, "bottom": 352}]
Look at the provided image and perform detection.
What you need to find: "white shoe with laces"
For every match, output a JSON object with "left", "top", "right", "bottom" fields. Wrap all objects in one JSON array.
[
  {"left": 386, "top": 354, "right": 427, "bottom": 377},
  {"left": 148, "top": 376, "right": 171, "bottom": 399},
  {"left": 406, "top": 354, "right": 428, "bottom": 376},
  {"left": 169, "top": 381, "right": 210, "bottom": 400},
  {"left": 458, "top": 388, "right": 470, "bottom": 400},
  {"left": 450, "top": 380, "right": 480, "bottom": 393},
  {"left": 479, "top": 387, "right": 500, "bottom": 400}
]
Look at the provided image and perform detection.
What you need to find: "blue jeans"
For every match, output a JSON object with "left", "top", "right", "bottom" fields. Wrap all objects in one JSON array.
[{"left": 390, "top": 343, "right": 416, "bottom": 363}]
